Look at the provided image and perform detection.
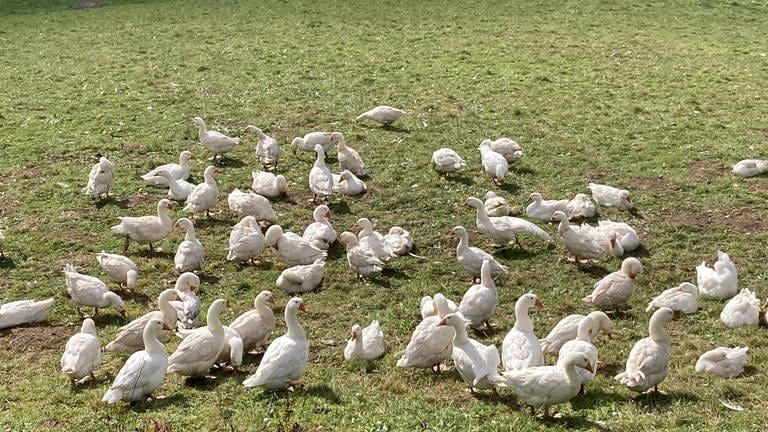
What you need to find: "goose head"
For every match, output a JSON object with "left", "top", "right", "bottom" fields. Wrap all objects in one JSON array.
[
  {"left": 338, "top": 231, "right": 359, "bottom": 250},
  {"left": 264, "top": 225, "right": 284, "bottom": 249},
  {"left": 159, "top": 288, "right": 182, "bottom": 304},
  {"left": 438, "top": 312, "right": 470, "bottom": 329},
  {"left": 528, "top": 192, "right": 542, "bottom": 204},
  {"left": 349, "top": 324, "right": 362, "bottom": 341},
  {"left": 192, "top": 117, "right": 206, "bottom": 128},
  {"left": 255, "top": 290, "right": 275, "bottom": 308},
  {"left": 286, "top": 297, "right": 306, "bottom": 313},
  {"left": 202, "top": 166, "right": 217, "bottom": 183},
  {"left": 175, "top": 272, "right": 200, "bottom": 292},
  {"left": 180, "top": 150, "right": 195, "bottom": 162},
  {"left": 620, "top": 257, "right": 643, "bottom": 279},
  {"left": 465, "top": 197, "right": 483, "bottom": 209},
  {"left": 290, "top": 137, "right": 302, "bottom": 154},
  {"left": 313, "top": 205, "right": 331, "bottom": 222},
  {"left": 275, "top": 175, "right": 288, "bottom": 193}
]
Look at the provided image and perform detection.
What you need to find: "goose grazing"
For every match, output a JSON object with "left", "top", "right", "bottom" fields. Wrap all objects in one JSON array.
[
  {"left": 582, "top": 257, "right": 643, "bottom": 310},
  {"left": 83, "top": 156, "right": 114, "bottom": 199},
  {"left": 502, "top": 293, "right": 544, "bottom": 371},
  {"left": 383, "top": 226, "right": 414, "bottom": 256},
  {"left": 565, "top": 193, "right": 597, "bottom": 219},
  {"left": 420, "top": 294, "right": 459, "bottom": 320},
  {"left": 450, "top": 225, "right": 508, "bottom": 283},
  {"left": 154, "top": 169, "right": 195, "bottom": 201},
  {"left": 431, "top": 148, "right": 466, "bottom": 176},
  {"left": 595, "top": 219, "right": 641, "bottom": 252},
  {"left": 526, "top": 192, "right": 568, "bottom": 222},
  {"left": 331, "top": 132, "right": 367, "bottom": 176},
  {"left": 265, "top": 224, "right": 326, "bottom": 266},
  {"left": 478, "top": 140, "right": 508, "bottom": 185},
  {"left": 732, "top": 159, "right": 768, "bottom": 177},
  {"left": 492, "top": 352, "right": 593, "bottom": 417},
  {"left": 355, "top": 218, "right": 396, "bottom": 263},
  {"left": 309, "top": 144, "right": 333, "bottom": 203},
  {"left": 302, "top": 205, "right": 337, "bottom": 250},
  {"left": 332, "top": 170, "right": 367, "bottom": 196},
  {"left": 105, "top": 289, "right": 179, "bottom": 354},
  {"left": 251, "top": 171, "right": 287, "bottom": 198},
  {"left": 64, "top": 263, "right": 126, "bottom": 318},
  {"left": 111, "top": 199, "right": 173, "bottom": 253},
  {"left": 183, "top": 166, "right": 218, "bottom": 218},
  {"left": 484, "top": 191, "right": 511, "bottom": 217},
  {"left": 227, "top": 216, "right": 264, "bottom": 264},
  {"left": 540, "top": 311, "right": 612, "bottom": 356},
  {"left": 0, "top": 298, "right": 54, "bottom": 330},
  {"left": 173, "top": 218, "right": 205, "bottom": 273},
  {"left": 227, "top": 188, "right": 278, "bottom": 224},
  {"left": 141, "top": 150, "right": 195, "bottom": 187},
  {"left": 458, "top": 260, "right": 498, "bottom": 330},
  {"left": 339, "top": 231, "right": 384, "bottom": 278},
  {"left": 588, "top": 183, "right": 633, "bottom": 211},
  {"left": 396, "top": 293, "right": 456, "bottom": 372},
  {"left": 60, "top": 318, "right": 101, "bottom": 384},
  {"left": 646, "top": 282, "right": 698, "bottom": 314},
  {"left": 696, "top": 251, "right": 738, "bottom": 300},
  {"left": 245, "top": 125, "right": 282, "bottom": 170},
  {"left": 170, "top": 272, "right": 201, "bottom": 330},
  {"left": 355, "top": 105, "right": 405, "bottom": 125},
  {"left": 167, "top": 299, "right": 228, "bottom": 377},
  {"left": 466, "top": 197, "right": 551, "bottom": 247},
  {"left": 344, "top": 320, "right": 385, "bottom": 361},
  {"left": 102, "top": 318, "right": 170, "bottom": 404},
  {"left": 720, "top": 288, "right": 760, "bottom": 328},
  {"left": 484, "top": 138, "right": 523, "bottom": 164},
  {"left": 615, "top": 307, "right": 674, "bottom": 393},
  {"left": 229, "top": 290, "right": 276, "bottom": 352},
  {"left": 439, "top": 313, "right": 502, "bottom": 393},
  {"left": 552, "top": 211, "right": 605, "bottom": 263},
  {"left": 193, "top": 116, "right": 240, "bottom": 162},
  {"left": 96, "top": 251, "right": 138, "bottom": 294},
  {"left": 290, "top": 131, "right": 334, "bottom": 156},
  {"left": 276, "top": 258, "right": 325, "bottom": 294},
  {"left": 243, "top": 297, "right": 309, "bottom": 389},
  {"left": 557, "top": 316, "right": 598, "bottom": 392},
  {"left": 695, "top": 347, "right": 748, "bottom": 378}
]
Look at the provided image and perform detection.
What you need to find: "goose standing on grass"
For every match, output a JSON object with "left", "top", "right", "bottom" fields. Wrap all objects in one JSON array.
[
  {"left": 355, "top": 218, "right": 396, "bottom": 263},
  {"left": 102, "top": 319, "right": 170, "bottom": 404},
  {"left": 83, "top": 156, "right": 114, "bottom": 199},
  {"left": 344, "top": 320, "right": 385, "bottom": 361},
  {"left": 646, "top": 282, "right": 698, "bottom": 314},
  {"left": 588, "top": 183, "right": 633, "bottom": 211},
  {"left": 582, "top": 257, "right": 643, "bottom": 310},
  {"left": 302, "top": 205, "right": 337, "bottom": 250},
  {"left": 540, "top": 311, "right": 612, "bottom": 356},
  {"left": 696, "top": 251, "right": 738, "bottom": 300},
  {"left": 458, "top": 260, "right": 498, "bottom": 330},
  {"left": 96, "top": 251, "right": 138, "bottom": 294},
  {"left": 154, "top": 169, "right": 195, "bottom": 201},
  {"left": 502, "top": 293, "right": 544, "bottom": 371},
  {"left": 60, "top": 318, "right": 101, "bottom": 385},
  {"left": 695, "top": 347, "right": 748, "bottom": 378},
  {"left": 557, "top": 316, "right": 598, "bottom": 392},
  {"left": 183, "top": 166, "right": 218, "bottom": 219},
  {"left": 64, "top": 263, "right": 126, "bottom": 318},
  {"left": 478, "top": 140, "right": 508, "bottom": 185},
  {"left": 565, "top": 193, "right": 597, "bottom": 219},
  {"left": 277, "top": 258, "right": 326, "bottom": 294},
  {"left": 383, "top": 226, "right": 414, "bottom": 256},
  {"left": 615, "top": 307, "right": 674, "bottom": 393},
  {"left": 265, "top": 224, "right": 326, "bottom": 266},
  {"left": 111, "top": 199, "right": 173, "bottom": 253},
  {"left": 431, "top": 148, "right": 466, "bottom": 176},
  {"left": 309, "top": 144, "right": 333, "bottom": 203},
  {"left": 227, "top": 188, "right": 278, "bottom": 223},
  {"left": 720, "top": 288, "right": 760, "bottom": 328},
  {"left": 339, "top": 231, "right": 384, "bottom": 278},
  {"left": 526, "top": 192, "right": 568, "bottom": 222},
  {"left": 450, "top": 225, "right": 508, "bottom": 283},
  {"left": 552, "top": 211, "right": 605, "bottom": 263},
  {"left": 355, "top": 105, "right": 405, "bottom": 125},
  {"left": 290, "top": 131, "right": 335, "bottom": 156},
  {"left": 141, "top": 150, "right": 195, "bottom": 187},
  {"left": 484, "top": 191, "right": 511, "bottom": 217},
  {"left": 332, "top": 170, "right": 367, "bottom": 196},
  {"left": 193, "top": 117, "right": 240, "bottom": 162},
  {"left": 229, "top": 291, "right": 276, "bottom": 352},
  {"left": 439, "top": 313, "right": 501, "bottom": 393},
  {"left": 251, "top": 171, "right": 287, "bottom": 198},
  {"left": 227, "top": 216, "right": 264, "bottom": 264},
  {"left": 396, "top": 294, "right": 456, "bottom": 372},
  {"left": 105, "top": 289, "right": 179, "bottom": 354},
  {"left": 245, "top": 125, "right": 282, "bottom": 171},
  {"left": 466, "top": 197, "right": 551, "bottom": 247},
  {"left": 732, "top": 159, "right": 768, "bottom": 177},
  {"left": 173, "top": 218, "right": 205, "bottom": 273},
  {"left": 170, "top": 272, "right": 201, "bottom": 330},
  {"left": 243, "top": 297, "right": 309, "bottom": 390},
  {"left": 167, "top": 299, "right": 228, "bottom": 377},
  {"left": 0, "top": 297, "right": 54, "bottom": 329},
  {"left": 484, "top": 138, "right": 523, "bottom": 164},
  {"left": 331, "top": 132, "right": 367, "bottom": 176},
  {"left": 420, "top": 294, "right": 459, "bottom": 320}
]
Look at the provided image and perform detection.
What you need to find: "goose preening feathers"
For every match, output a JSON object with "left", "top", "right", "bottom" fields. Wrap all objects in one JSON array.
[
  {"left": 431, "top": 148, "right": 466, "bottom": 176},
  {"left": 83, "top": 156, "right": 114, "bottom": 199},
  {"left": 588, "top": 183, "right": 633, "bottom": 211}
]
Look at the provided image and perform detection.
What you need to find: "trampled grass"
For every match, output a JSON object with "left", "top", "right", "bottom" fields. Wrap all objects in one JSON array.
[{"left": 1, "top": 0, "right": 767, "bottom": 430}]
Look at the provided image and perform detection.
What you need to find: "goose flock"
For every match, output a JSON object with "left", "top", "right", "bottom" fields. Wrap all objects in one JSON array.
[{"left": 1, "top": 105, "right": 766, "bottom": 419}]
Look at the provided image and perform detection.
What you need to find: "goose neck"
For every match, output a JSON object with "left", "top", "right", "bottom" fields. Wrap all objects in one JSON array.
[
  {"left": 452, "top": 323, "right": 469, "bottom": 345},
  {"left": 143, "top": 329, "right": 166, "bottom": 354},
  {"left": 285, "top": 307, "right": 306, "bottom": 340},
  {"left": 513, "top": 304, "right": 534, "bottom": 331},
  {"left": 206, "top": 306, "right": 224, "bottom": 335}
]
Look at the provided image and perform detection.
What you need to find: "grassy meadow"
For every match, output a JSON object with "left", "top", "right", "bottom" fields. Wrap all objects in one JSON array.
[{"left": 1, "top": 0, "right": 768, "bottom": 430}]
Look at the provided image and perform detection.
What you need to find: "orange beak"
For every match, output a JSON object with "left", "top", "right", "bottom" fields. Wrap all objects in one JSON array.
[
  {"left": 350, "top": 332, "right": 357, "bottom": 341},
  {"left": 268, "top": 296, "right": 276, "bottom": 305},
  {"left": 119, "top": 310, "right": 127, "bottom": 318},
  {"left": 438, "top": 318, "right": 446, "bottom": 326},
  {"left": 585, "top": 363, "right": 594, "bottom": 373},
  {"left": 162, "top": 323, "right": 173, "bottom": 331},
  {"left": 534, "top": 298, "right": 544, "bottom": 309},
  {"left": 299, "top": 303, "right": 306, "bottom": 312}
]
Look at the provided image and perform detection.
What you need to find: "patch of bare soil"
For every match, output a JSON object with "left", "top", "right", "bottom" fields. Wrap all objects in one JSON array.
[
  {"left": 747, "top": 182, "right": 768, "bottom": 193},
  {"left": 0, "top": 323, "right": 73, "bottom": 351},
  {"left": 628, "top": 177, "right": 670, "bottom": 191},
  {"left": 665, "top": 210, "right": 766, "bottom": 234},
  {"left": 124, "top": 191, "right": 157, "bottom": 207},
  {"left": 689, "top": 159, "right": 728, "bottom": 181}
]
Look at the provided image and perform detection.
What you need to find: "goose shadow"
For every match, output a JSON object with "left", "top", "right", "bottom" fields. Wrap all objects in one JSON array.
[
  {"left": 740, "top": 365, "right": 760, "bottom": 377},
  {"left": 92, "top": 313, "right": 130, "bottom": 327},
  {"left": 194, "top": 216, "right": 234, "bottom": 229},
  {"left": 498, "top": 182, "right": 520, "bottom": 195},
  {"left": 215, "top": 157, "right": 246, "bottom": 168},
  {"left": 576, "top": 264, "right": 611, "bottom": 278},
  {"left": 126, "top": 291, "right": 152, "bottom": 306},
  {"left": 626, "top": 244, "right": 651, "bottom": 258},
  {"left": 497, "top": 246, "right": 537, "bottom": 260},
  {"left": 0, "top": 256, "right": 16, "bottom": 269},
  {"left": 569, "top": 387, "right": 627, "bottom": 410},
  {"left": 538, "top": 413, "right": 607, "bottom": 429},
  {"left": 632, "top": 390, "right": 699, "bottom": 411},
  {"left": 442, "top": 173, "right": 474, "bottom": 186},
  {"left": 628, "top": 208, "right": 644, "bottom": 219},
  {"left": 93, "top": 196, "right": 120, "bottom": 209},
  {"left": 304, "top": 384, "right": 342, "bottom": 404},
  {"left": 511, "top": 166, "right": 536, "bottom": 176},
  {"left": 381, "top": 124, "right": 411, "bottom": 134},
  {"left": 327, "top": 200, "right": 352, "bottom": 215},
  {"left": 198, "top": 273, "right": 221, "bottom": 285},
  {"left": 69, "top": 374, "right": 112, "bottom": 392},
  {"left": 471, "top": 324, "right": 504, "bottom": 338},
  {"left": 473, "top": 390, "right": 518, "bottom": 406},
  {"left": 181, "top": 375, "right": 227, "bottom": 391},
  {"left": 380, "top": 266, "right": 409, "bottom": 280},
  {"left": 129, "top": 392, "right": 189, "bottom": 412},
  {"left": 137, "top": 248, "right": 174, "bottom": 259}
]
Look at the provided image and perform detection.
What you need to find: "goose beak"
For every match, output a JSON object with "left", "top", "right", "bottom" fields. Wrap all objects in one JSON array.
[
  {"left": 119, "top": 309, "right": 127, "bottom": 318},
  {"left": 298, "top": 303, "right": 306, "bottom": 312},
  {"left": 534, "top": 298, "right": 544, "bottom": 309},
  {"left": 606, "top": 332, "right": 612, "bottom": 340},
  {"left": 527, "top": 196, "right": 533, "bottom": 203},
  {"left": 272, "top": 242, "right": 279, "bottom": 251},
  {"left": 162, "top": 323, "right": 173, "bottom": 331},
  {"left": 626, "top": 195, "right": 632, "bottom": 203},
  {"left": 175, "top": 294, "right": 182, "bottom": 301},
  {"left": 438, "top": 318, "right": 446, "bottom": 326},
  {"left": 268, "top": 296, "right": 276, "bottom": 305},
  {"left": 350, "top": 331, "right": 357, "bottom": 341},
  {"left": 189, "top": 154, "right": 197, "bottom": 160},
  {"left": 585, "top": 363, "right": 594, "bottom": 373}
]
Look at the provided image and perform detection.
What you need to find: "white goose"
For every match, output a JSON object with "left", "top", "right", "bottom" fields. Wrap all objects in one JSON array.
[
  {"left": 154, "top": 169, "right": 195, "bottom": 201},
  {"left": 251, "top": 171, "right": 287, "bottom": 198},
  {"left": 83, "top": 156, "right": 114, "bottom": 199},
  {"left": 355, "top": 105, "right": 405, "bottom": 125},
  {"left": 167, "top": 299, "right": 228, "bottom": 377},
  {"left": 302, "top": 205, "right": 337, "bottom": 250},
  {"left": 478, "top": 140, "right": 508, "bottom": 185},
  {"left": 615, "top": 307, "right": 674, "bottom": 393},
  {"left": 141, "top": 150, "right": 195, "bottom": 187},
  {"left": 332, "top": 170, "right": 367, "bottom": 196},
  {"left": 173, "top": 218, "right": 205, "bottom": 273},
  {"left": 227, "top": 216, "right": 265, "bottom": 264},
  {"left": 552, "top": 211, "right": 605, "bottom": 262},
  {"left": 565, "top": 193, "right": 597, "bottom": 219},
  {"left": 720, "top": 288, "right": 760, "bottom": 328},
  {"left": 526, "top": 192, "right": 568, "bottom": 222},
  {"left": 290, "top": 131, "right": 334, "bottom": 155},
  {"left": 277, "top": 258, "right": 325, "bottom": 294},
  {"left": 96, "top": 251, "right": 138, "bottom": 293},
  {"left": 0, "top": 298, "right": 54, "bottom": 330},
  {"left": 646, "top": 282, "right": 698, "bottom": 314},
  {"left": 227, "top": 188, "right": 278, "bottom": 223},
  {"left": 588, "top": 183, "right": 634, "bottom": 211},
  {"left": 383, "top": 226, "right": 414, "bottom": 256},
  {"left": 458, "top": 260, "right": 498, "bottom": 329},
  {"left": 732, "top": 159, "right": 768, "bottom": 177},
  {"left": 331, "top": 132, "right": 367, "bottom": 176},
  {"left": 695, "top": 347, "right": 748, "bottom": 378},
  {"left": 64, "top": 264, "right": 126, "bottom": 318},
  {"left": 557, "top": 316, "right": 598, "bottom": 391},
  {"left": 309, "top": 144, "right": 333, "bottom": 203},
  {"left": 243, "top": 297, "right": 309, "bottom": 389},
  {"left": 229, "top": 291, "right": 276, "bottom": 352},
  {"left": 183, "top": 166, "right": 218, "bottom": 218},
  {"left": 484, "top": 191, "right": 511, "bottom": 217},
  {"left": 355, "top": 218, "right": 396, "bottom": 263},
  {"left": 582, "top": 257, "right": 643, "bottom": 310},
  {"left": 245, "top": 125, "right": 282, "bottom": 170},
  {"left": 696, "top": 251, "right": 738, "bottom": 300},
  {"left": 540, "top": 311, "right": 612, "bottom": 356},
  {"left": 595, "top": 219, "right": 641, "bottom": 252},
  {"left": 431, "top": 148, "right": 466, "bottom": 176},
  {"left": 502, "top": 293, "right": 544, "bottom": 371},
  {"left": 419, "top": 293, "right": 459, "bottom": 320},
  {"left": 344, "top": 320, "right": 385, "bottom": 361},
  {"left": 111, "top": 199, "right": 173, "bottom": 253},
  {"left": 396, "top": 293, "right": 455, "bottom": 372},
  {"left": 339, "top": 231, "right": 384, "bottom": 278},
  {"left": 102, "top": 318, "right": 170, "bottom": 404},
  {"left": 265, "top": 225, "right": 326, "bottom": 266},
  {"left": 484, "top": 138, "right": 523, "bottom": 163},
  {"left": 466, "top": 197, "right": 551, "bottom": 246},
  {"left": 450, "top": 225, "right": 508, "bottom": 283},
  {"left": 170, "top": 272, "right": 201, "bottom": 329},
  {"left": 105, "top": 289, "right": 179, "bottom": 354},
  {"left": 193, "top": 116, "right": 240, "bottom": 162},
  {"left": 60, "top": 318, "right": 102, "bottom": 384},
  {"left": 439, "top": 313, "right": 501, "bottom": 393}
]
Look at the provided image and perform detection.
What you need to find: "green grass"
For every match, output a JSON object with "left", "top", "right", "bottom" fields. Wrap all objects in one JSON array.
[{"left": 1, "top": 0, "right": 768, "bottom": 430}]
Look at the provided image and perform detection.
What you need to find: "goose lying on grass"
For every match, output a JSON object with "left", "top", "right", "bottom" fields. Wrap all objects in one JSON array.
[
  {"left": 0, "top": 297, "right": 54, "bottom": 329},
  {"left": 344, "top": 320, "right": 385, "bottom": 361}
]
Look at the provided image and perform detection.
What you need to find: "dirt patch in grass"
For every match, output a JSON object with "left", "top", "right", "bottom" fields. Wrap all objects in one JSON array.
[
  {"left": 628, "top": 177, "right": 671, "bottom": 191},
  {"left": 665, "top": 209, "right": 766, "bottom": 234},
  {"left": 124, "top": 191, "right": 157, "bottom": 207},
  {"left": 747, "top": 182, "right": 768, "bottom": 193},
  {"left": 689, "top": 159, "right": 728, "bottom": 181},
  {"left": 0, "top": 200, "right": 21, "bottom": 214},
  {"left": 0, "top": 323, "right": 73, "bottom": 351}
]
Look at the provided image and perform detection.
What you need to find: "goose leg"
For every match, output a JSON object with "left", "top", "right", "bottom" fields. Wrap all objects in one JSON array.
[
  {"left": 543, "top": 405, "right": 550, "bottom": 418},
  {"left": 122, "top": 236, "right": 130, "bottom": 254},
  {"left": 529, "top": 405, "right": 536, "bottom": 416},
  {"left": 93, "top": 307, "right": 99, "bottom": 317}
]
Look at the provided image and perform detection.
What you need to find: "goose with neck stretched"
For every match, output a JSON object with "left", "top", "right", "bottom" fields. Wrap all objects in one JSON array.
[
  {"left": 355, "top": 105, "right": 405, "bottom": 125},
  {"left": 60, "top": 318, "right": 102, "bottom": 385},
  {"left": 331, "top": 132, "right": 367, "bottom": 176},
  {"left": 615, "top": 307, "right": 674, "bottom": 393},
  {"left": 193, "top": 117, "right": 240, "bottom": 162},
  {"left": 265, "top": 224, "right": 326, "bottom": 266},
  {"left": 111, "top": 199, "right": 174, "bottom": 253},
  {"left": 183, "top": 166, "right": 218, "bottom": 219},
  {"left": 502, "top": 293, "right": 544, "bottom": 371},
  {"left": 458, "top": 260, "right": 499, "bottom": 330},
  {"left": 64, "top": 263, "right": 126, "bottom": 318},
  {"left": 229, "top": 291, "right": 276, "bottom": 352},
  {"left": 245, "top": 125, "right": 282, "bottom": 171},
  {"left": 96, "top": 251, "right": 138, "bottom": 294},
  {"left": 439, "top": 313, "right": 501, "bottom": 393},
  {"left": 173, "top": 218, "right": 205, "bottom": 273},
  {"left": 141, "top": 150, "right": 195, "bottom": 187},
  {"left": 243, "top": 297, "right": 309, "bottom": 389},
  {"left": 167, "top": 299, "right": 228, "bottom": 377},
  {"left": 309, "top": 144, "right": 333, "bottom": 203},
  {"left": 290, "top": 131, "right": 335, "bottom": 156},
  {"left": 450, "top": 225, "right": 508, "bottom": 283},
  {"left": 466, "top": 197, "right": 550, "bottom": 247},
  {"left": 105, "top": 289, "right": 180, "bottom": 354}
]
